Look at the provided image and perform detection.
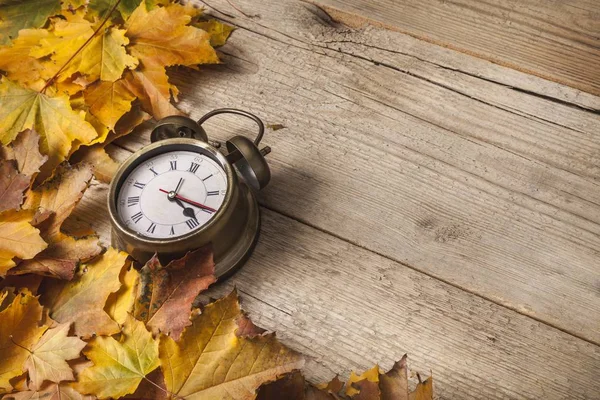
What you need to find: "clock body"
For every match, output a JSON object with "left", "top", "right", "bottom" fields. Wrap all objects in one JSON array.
[{"left": 108, "top": 138, "right": 260, "bottom": 279}]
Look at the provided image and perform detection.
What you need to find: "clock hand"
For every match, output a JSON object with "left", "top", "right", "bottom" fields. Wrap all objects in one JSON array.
[
  {"left": 174, "top": 178, "right": 184, "bottom": 193},
  {"left": 172, "top": 197, "right": 197, "bottom": 220},
  {"left": 159, "top": 189, "right": 217, "bottom": 213}
]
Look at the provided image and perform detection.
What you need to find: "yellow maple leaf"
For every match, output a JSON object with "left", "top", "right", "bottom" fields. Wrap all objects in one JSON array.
[
  {"left": 24, "top": 323, "right": 86, "bottom": 389},
  {"left": 0, "top": 78, "right": 98, "bottom": 178},
  {"left": 83, "top": 79, "right": 136, "bottom": 130},
  {"left": 39, "top": 248, "right": 127, "bottom": 338},
  {"left": 75, "top": 315, "right": 160, "bottom": 398},
  {"left": 125, "top": 1, "right": 219, "bottom": 68},
  {"left": 105, "top": 262, "right": 139, "bottom": 325},
  {"left": 159, "top": 290, "right": 304, "bottom": 399},
  {"left": 78, "top": 27, "right": 138, "bottom": 82},
  {"left": 30, "top": 11, "right": 94, "bottom": 83},
  {"left": 0, "top": 29, "right": 50, "bottom": 90},
  {"left": 0, "top": 209, "right": 47, "bottom": 275},
  {"left": 195, "top": 19, "right": 235, "bottom": 47},
  {"left": 0, "top": 292, "right": 47, "bottom": 392}
]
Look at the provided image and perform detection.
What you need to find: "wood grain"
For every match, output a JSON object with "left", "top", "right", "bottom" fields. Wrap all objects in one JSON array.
[
  {"left": 110, "top": 2, "right": 600, "bottom": 345},
  {"left": 308, "top": 0, "right": 600, "bottom": 96},
  {"left": 63, "top": 0, "right": 600, "bottom": 396},
  {"left": 68, "top": 183, "right": 600, "bottom": 399}
]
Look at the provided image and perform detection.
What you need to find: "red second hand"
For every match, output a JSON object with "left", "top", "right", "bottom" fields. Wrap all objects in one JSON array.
[{"left": 159, "top": 189, "right": 217, "bottom": 213}]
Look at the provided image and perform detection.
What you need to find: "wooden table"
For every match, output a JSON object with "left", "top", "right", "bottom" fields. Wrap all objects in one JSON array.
[{"left": 73, "top": 0, "right": 600, "bottom": 398}]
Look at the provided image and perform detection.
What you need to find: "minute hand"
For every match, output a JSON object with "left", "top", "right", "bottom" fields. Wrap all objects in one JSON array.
[{"left": 159, "top": 189, "right": 217, "bottom": 213}]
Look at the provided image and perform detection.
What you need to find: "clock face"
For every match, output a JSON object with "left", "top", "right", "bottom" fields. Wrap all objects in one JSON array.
[{"left": 117, "top": 150, "right": 228, "bottom": 239}]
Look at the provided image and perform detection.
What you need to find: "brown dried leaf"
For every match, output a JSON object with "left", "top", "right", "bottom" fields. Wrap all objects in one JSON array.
[
  {"left": 133, "top": 246, "right": 216, "bottom": 339},
  {"left": 17, "top": 164, "right": 100, "bottom": 279},
  {"left": 380, "top": 355, "right": 408, "bottom": 400},
  {"left": 70, "top": 145, "right": 119, "bottom": 183},
  {"left": 2, "top": 381, "right": 94, "bottom": 400},
  {"left": 0, "top": 160, "right": 29, "bottom": 212},
  {"left": 256, "top": 371, "right": 340, "bottom": 400},
  {"left": 9, "top": 130, "right": 48, "bottom": 178}
]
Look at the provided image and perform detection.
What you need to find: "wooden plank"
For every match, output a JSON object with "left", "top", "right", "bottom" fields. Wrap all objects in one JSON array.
[
  {"left": 307, "top": 0, "right": 600, "bottom": 96},
  {"left": 67, "top": 183, "right": 600, "bottom": 399},
  {"left": 201, "top": 0, "right": 600, "bottom": 112},
  {"left": 110, "top": 8, "right": 600, "bottom": 345}
]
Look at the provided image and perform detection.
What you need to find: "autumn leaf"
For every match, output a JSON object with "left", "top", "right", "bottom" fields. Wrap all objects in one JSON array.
[
  {"left": 9, "top": 130, "right": 48, "bottom": 179},
  {"left": 0, "top": 275, "right": 43, "bottom": 298},
  {"left": 78, "top": 27, "right": 138, "bottom": 82},
  {"left": 2, "top": 381, "right": 93, "bottom": 400},
  {"left": 255, "top": 371, "right": 340, "bottom": 400},
  {"left": 123, "top": 67, "right": 180, "bottom": 119},
  {"left": 408, "top": 377, "right": 433, "bottom": 400},
  {"left": 0, "top": 78, "right": 98, "bottom": 177},
  {"left": 29, "top": 11, "right": 95, "bottom": 84},
  {"left": 0, "top": 0, "right": 61, "bottom": 45},
  {"left": 125, "top": 1, "right": 219, "bottom": 68},
  {"left": 0, "top": 160, "right": 29, "bottom": 212},
  {"left": 380, "top": 357, "right": 409, "bottom": 400},
  {"left": 0, "top": 29, "right": 50, "bottom": 90},
  {"left": 344, "top": 357, "right": 432, "bottom": 400},
  {"left": 39, "top": 248, "right": 128, "bottom": 338},
  {"left": 0, "top": 292, "right": 47, "bottom": 392},
  {"left": 133, "top": 246, "right": 216, "bottom": 339},
  {"left": 12, "top": 164, "right": 100, "bottom": 279},
  {"left": 105, "top": 262, "right": 139, "bottom": 325},
  {"left": 70, "top": 144, "right": 120, "bottom": 183},
  {"left": 159, "top": 290, "right": 304, "bottom": 399},
  {"left": 83, "top": 79, "right": 136, "bottom": 130},
  {"left": 24, "top": 323, "right": 86, "bottom": 389},
  {"left": 346, "top": 366, "right": 380, "bottom": 399},
  {"left": 75, "top": 315, "right": 160, "bottom": 398},
  {"left": 195, "top": 19, "right": 235, "bottom": 47},
  {"left": 87, "top": 0, "right": 166, "bottom": 22},
  {"left": 0, "top": 209, "right": 47, "bottom": 275}
]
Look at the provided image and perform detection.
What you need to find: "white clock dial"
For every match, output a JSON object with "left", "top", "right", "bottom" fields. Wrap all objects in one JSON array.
[{"left": 117, "top": 150, "right": 228, "bottom": 238}]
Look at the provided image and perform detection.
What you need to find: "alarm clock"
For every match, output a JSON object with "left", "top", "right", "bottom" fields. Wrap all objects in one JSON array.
[{"left": 107, "top": 108, "right": 271, "bottom": 279}]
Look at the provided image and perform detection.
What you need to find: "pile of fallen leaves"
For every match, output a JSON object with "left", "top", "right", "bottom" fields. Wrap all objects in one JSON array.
[
  {"left": 0, "top": 1, "right": 434, "bottom": 398},
  {"left": 0, "top": 0, "right": 232, "bottom": 183}
]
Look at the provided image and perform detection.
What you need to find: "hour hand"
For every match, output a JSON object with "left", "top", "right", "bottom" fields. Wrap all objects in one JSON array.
[{"left": 173, "top": 198, "right": 197, "bottom": 220}]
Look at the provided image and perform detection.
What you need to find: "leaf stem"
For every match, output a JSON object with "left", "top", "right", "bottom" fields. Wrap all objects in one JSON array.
[
  {"left": 142, "top": 375, "right": 182, "bottom": 399},
  {"left": 10, "top": 335, "right": 33, "bottom": 354},
  {"left": 39, "top": 0, "right": 123, "bottom": 93}
]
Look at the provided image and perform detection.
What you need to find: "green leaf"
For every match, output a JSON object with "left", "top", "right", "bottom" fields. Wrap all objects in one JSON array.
[{"left": 0, "top": 0, "right": 61, "bottom": 45}]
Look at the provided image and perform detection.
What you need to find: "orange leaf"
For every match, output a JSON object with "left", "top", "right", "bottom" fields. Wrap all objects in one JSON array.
[{"left": 133, "top": 246, "right": 216, "bottom": 339}]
